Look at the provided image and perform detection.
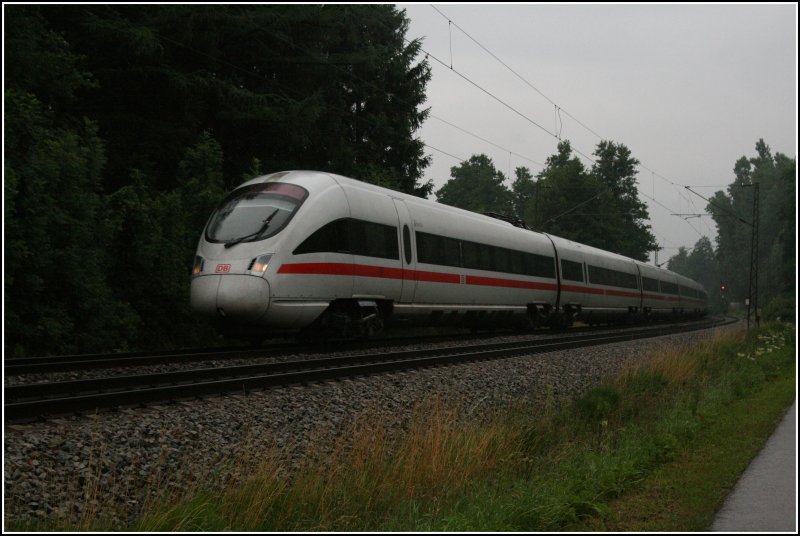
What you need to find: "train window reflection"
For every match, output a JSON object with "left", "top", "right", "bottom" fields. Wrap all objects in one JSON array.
[
  {"left": 206, "top": 183, "right": 308, "bottom": 244},
  {"left": 417, "top": 232, "right": 555, "bottom": 278},
  {"left": 294, "top": 218, "right": 399, "bottom": 260}
]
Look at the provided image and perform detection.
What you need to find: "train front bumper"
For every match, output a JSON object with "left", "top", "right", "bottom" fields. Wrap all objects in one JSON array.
[{"left": 190, "top": 275, "right": 270, "bottom": 321}]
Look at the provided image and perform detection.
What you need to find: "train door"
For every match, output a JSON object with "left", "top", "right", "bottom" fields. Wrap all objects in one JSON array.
[
  {"left": 633, "top": 263, "right": 644, "bottom": 313},
  {"left": 392, "top": 198, "right": 417, "bottom": 304}
]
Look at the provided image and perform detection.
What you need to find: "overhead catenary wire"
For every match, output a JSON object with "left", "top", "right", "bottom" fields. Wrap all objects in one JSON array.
[
  {"left": 433, "top": 3, "right": 710, "bottom": 205},
  {"left": 419, "top": 44, "right": 558, "bottom": 142},
  {"left": 640, "top": 191, "right": 704, "bottom": 238},
  {"left": 417, "top": 41, "right": 600, "bottom": 166},
  {"left": 424, "top": 143, "right": 466, "bottom": 163},
  {"left": 430, "top": 115, "right": 544, "bottom": 168},
  {"left": 431, "top": 4, "right": 605, "bottom": 141},
  {"left": 427, "top": 5, "right": 716, "bottom": 245},
  {"left": 684, "top": 186, "right": 752, "bottom": 227}
]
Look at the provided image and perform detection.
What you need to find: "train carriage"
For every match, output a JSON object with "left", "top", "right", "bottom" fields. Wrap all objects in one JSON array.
[
  {"left": 637, "top": 261, "right": 682, "bottom": 319},
  {"left": 190, "top": 171, "right": 707, "bottom": 337},
  {"left": 398, "top": 196, "right": 558, "bottom": 327},
  {"left": 546, "top": 236, "right": 643, "bottom": 325}
]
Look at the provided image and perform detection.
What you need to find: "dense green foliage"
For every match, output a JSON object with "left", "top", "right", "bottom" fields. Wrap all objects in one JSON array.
[
  {"left": 705, "top": 140, "right": 795, "bottom": 306},
  {"left": 435, "top": 141, "right": 657, "bottom": 261},
  {"left": 35, "top": 5, "right": 434, "bottom": 195},
  {"left": 667, "top": 139, "right": 796, "bottom": 312},
  {"left": 762, "top": 296, "right": 795, "bottom": 323},
  {"left": 435, "top": 154, "right": 515, "bottom": 215},
  {"left": 667, "top": 237, "right": 725, "bottom": 312},
  {"left": 4, "top": 5, "right": 431, "bottom": 356}
]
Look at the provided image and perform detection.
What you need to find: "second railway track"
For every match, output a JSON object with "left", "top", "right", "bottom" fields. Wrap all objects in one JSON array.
[{"left": 4, "top": 317, "right": 736, "bottom": 422}]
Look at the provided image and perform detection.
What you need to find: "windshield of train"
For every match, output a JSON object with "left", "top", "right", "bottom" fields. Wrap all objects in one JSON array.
[{"left": 205, "top": 182, "right": 308, "bottom": 245}]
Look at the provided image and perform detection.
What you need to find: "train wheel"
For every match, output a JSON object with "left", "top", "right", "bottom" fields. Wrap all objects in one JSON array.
[
  {"left": 549, "top": 312, "right": 573, "bottom": 330},
  {"left": 360, "top": 314, "right": 383, "bottom": 340}
]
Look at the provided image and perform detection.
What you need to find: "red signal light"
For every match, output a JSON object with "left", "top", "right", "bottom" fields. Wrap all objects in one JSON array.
[{"left": 720, "top": 284, "right": 727, "bottom": 292}]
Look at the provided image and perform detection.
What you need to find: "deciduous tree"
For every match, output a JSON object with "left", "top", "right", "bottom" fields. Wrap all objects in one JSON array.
[{"left": 435, "top": 154, "right": 514, "bottom": 216}]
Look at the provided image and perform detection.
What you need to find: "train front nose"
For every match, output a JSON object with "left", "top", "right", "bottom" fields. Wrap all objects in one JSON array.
[{"left": 191, "top": 271, "right": 271, "bottom": 321}]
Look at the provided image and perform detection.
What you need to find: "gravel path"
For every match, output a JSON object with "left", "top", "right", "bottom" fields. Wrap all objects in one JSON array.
[{"left": 3, "top": 325, "right": 735, "bottom": 529}]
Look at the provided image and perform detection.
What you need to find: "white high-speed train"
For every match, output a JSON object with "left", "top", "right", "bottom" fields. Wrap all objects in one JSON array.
[{"left": 190, "top": 171, "right": 708, "bottom": 338}]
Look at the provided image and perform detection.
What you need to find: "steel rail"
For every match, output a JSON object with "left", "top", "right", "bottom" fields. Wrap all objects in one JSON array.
[
  {"left": 4, "top": 320, "right": 712, "bottom": 376},
  {"left": 4, "top": 329, "right": 537, "bottom": 375},
  {"left": 4, "top": 317, "right": 734, "bottom": 422}
]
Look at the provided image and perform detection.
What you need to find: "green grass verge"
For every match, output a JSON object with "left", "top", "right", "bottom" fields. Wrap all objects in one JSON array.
[{"left": 576, "top": 363, "right": 795, "bottom": 531}]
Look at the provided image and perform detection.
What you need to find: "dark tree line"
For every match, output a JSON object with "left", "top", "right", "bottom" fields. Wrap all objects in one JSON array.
[
  {"left": 668, "top": 140, "right": 795, "bottom": 313},
  {"left": 666, "top": 237, "right": 723, "bottom": 312},
  {"left": 434, "top": 138, "right": 795, "bottom": 315},
  {"left": 5, "top": 5, "right": 431, "bottom": 356},
  {"left": 6, "top": 6, "right": 793, "bottom": 357}
]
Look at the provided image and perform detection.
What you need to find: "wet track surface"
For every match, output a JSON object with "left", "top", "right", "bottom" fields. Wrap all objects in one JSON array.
[{"left": 712, "top": 399, "right": 797, "bottom": 532}]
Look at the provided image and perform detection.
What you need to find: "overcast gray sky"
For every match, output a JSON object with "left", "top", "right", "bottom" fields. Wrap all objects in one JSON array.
[{"left": 399, "top": 3, "right": 797, "bottom": 263}]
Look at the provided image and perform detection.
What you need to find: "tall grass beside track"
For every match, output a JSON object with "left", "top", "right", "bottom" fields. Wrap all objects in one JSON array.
[
  {"left": 11, "top": 323, "right": 794, "bottom": 531},
  {"left": 131, "top": 323, "right": 795, "bottom": 532}
]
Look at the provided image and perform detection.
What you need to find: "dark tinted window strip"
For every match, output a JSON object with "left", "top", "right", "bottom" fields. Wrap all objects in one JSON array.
[
  {"left": 416, "top": 231, "right": 555, "bottom": 279},
  {"left": 561, "top": 259, "right": 584, "bottom": 282},
  {"left": 293, "top": 218, "right": 399, "bottom": 260},
  {"left": 659, "top": 280, "right": 679, "bottom": 295},
  {"left": 587, "top": 265, "right": 639, "bottom": 290},
  {"left": 643, "top": 277, "right": 659, "bottom": 292}
]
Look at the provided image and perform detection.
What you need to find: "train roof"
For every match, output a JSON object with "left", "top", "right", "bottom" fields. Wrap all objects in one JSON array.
[{"left": 242, "top": 171, "right": 704, "bottom": 290}]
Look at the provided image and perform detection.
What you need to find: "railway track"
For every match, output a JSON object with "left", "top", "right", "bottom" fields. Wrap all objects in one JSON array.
[
  {"left": 3, "top": 320, "right": 719, "bottom": 376},
  {"left": 4, "top": 317, "right": 736, "bottom": 422},
  {"left": 3, "top": 330, "right": 545, "bottom": 375}
]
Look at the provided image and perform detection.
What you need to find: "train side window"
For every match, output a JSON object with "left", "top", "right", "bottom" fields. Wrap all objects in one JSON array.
[
  {"left": 526, "top": 253, "right": 555, "bottom": 278},
  {"left": 462, "top": 241, "right": 479, "bottom": 269},
  {"left": 642, "top": 277, "right": 659, "bottom": 292},
  {"left": 509, "top": 250, "right": 525, "bottom": 275},
  {"left": 294, "top": 218, "right": 398, "bottom": 259},
  {"left": 417, "top": 231, "right": 463, "bottom": 268},
  {"left": 349, "top": 219, "right": 399, "bottom": 260},
  {"left": 443, "top": 237, "right": 461, "bottom": 267},
  {"left": 293, "top": 219, "right": 350, "bottom": 255},
  {"left": 587, "top": 265, "right": 637, "bottom": 289},
  {"left": 416, "top": 231, "right": 435, "bottom": 265},
  {"left": 561, "top": 259, "right": 584, "bottom": 282},
  {"left": 494, "top": 247, "right": 510, "bottom": 273},
  {"left": 477, "top": 244, "right": 494, "bottom": 271},
  {"left": 659, "top": 280, "right": 679, "bottom": 295},
  {"left": 587, "top": 265, "right": 602, "bottom": 285},
  {"left": 402, "top": 225, "right": 412, "bottom": 264}
]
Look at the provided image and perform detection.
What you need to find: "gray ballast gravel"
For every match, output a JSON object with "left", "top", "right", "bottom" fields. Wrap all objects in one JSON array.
[{"left": 3, "top": 326, "right": 734, "bottom": 528}]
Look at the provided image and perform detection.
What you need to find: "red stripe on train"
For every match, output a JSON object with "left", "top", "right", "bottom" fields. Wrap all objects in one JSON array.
[
  {"left": 277, "top": 262, "right": 705, "bottom": 303},
  {"left": 465, "top": 275, "right": 558, "bottom": 291},
  {"left": 278, "top": 262, "right": 543, "bottom": 289}
]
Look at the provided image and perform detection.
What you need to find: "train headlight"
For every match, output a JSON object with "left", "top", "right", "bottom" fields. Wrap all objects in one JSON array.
[
  {"left": 192, "top": 255, "right": 205, "bottom": 276},
  {"left": 250, "top": 253, "right": 273, "bottom": 274}
]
